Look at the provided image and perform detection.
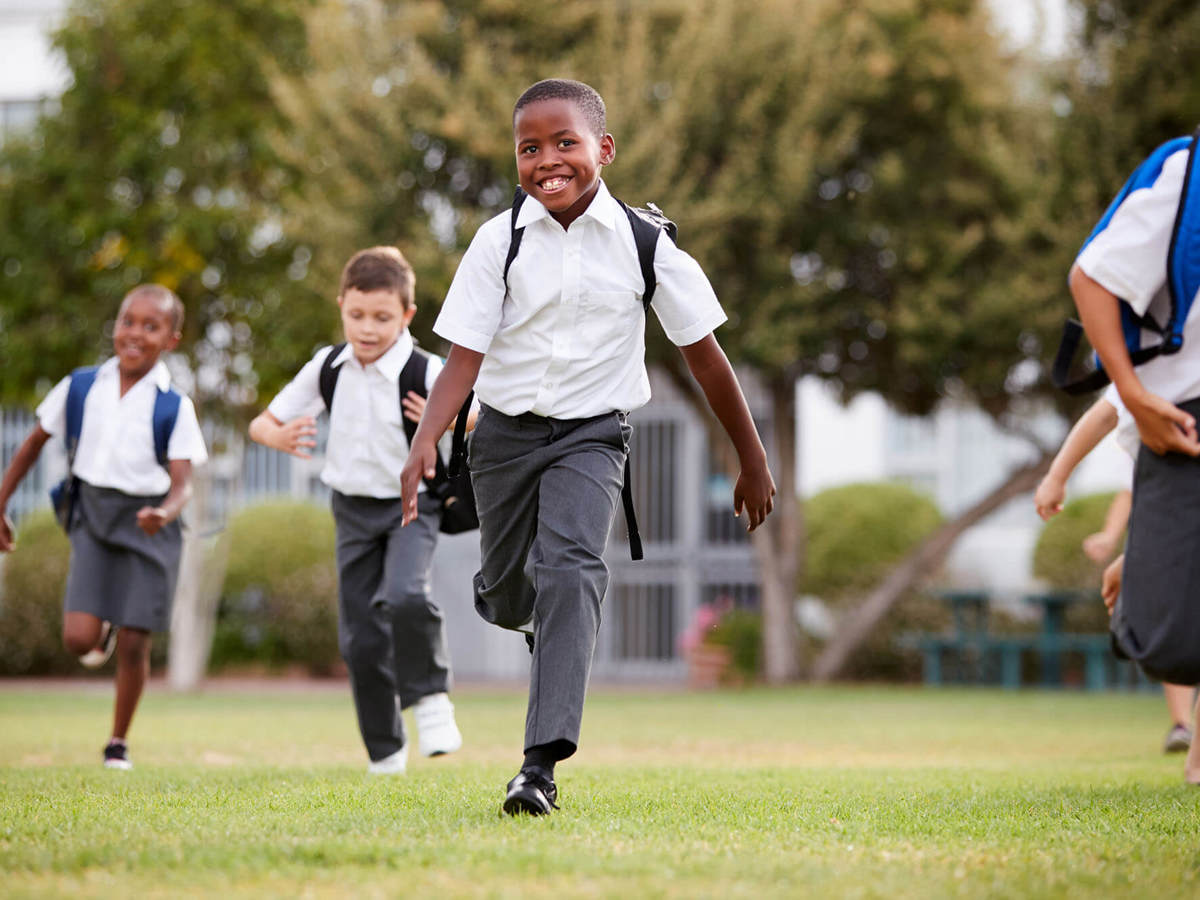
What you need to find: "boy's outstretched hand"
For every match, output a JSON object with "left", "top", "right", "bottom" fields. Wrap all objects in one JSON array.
[
  {"left": 1101, "top": 553, "right": 1124, "bottom": 613},
  {"left": 400, "top": 439, "right": 438, "bottom": 526},
  {"left": 402, "top": 391, "right": 426, "bottom": 424},
  {"left": 1033, "top": 475, "right": 1065, "bottom": 521},
  {"left": 734, "top": 459, "right": 776, "bottom": 532}
]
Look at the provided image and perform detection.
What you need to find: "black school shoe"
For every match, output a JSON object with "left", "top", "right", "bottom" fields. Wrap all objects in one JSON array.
[
  {"left": 502, "top": 765, "right": 559, "bottom": 816},
  {"left": 103, "top": 739, "right": 132, "bottom": 770}
]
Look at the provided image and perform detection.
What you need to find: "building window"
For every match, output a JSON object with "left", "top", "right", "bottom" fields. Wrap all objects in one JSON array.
[{"left": 612, "top": 582, "right": 677, "bottom": 660}]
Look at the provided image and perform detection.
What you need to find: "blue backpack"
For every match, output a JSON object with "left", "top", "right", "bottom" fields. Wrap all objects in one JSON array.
[
  {"left": 49, "top": 366, "right": 182, "bottom": 530},
  {"left": 1053, "top": 128, "right": 1200, "bottom": 395}
]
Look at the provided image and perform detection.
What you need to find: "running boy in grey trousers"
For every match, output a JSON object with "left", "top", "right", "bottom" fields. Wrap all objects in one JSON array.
[
  {"left": 0, "top": 285, "right": 207, "bottom": 770},
  {"left": 400, "top": 79, "right": 776, "bottom": 814},
  {"left": 250, "top": 247, "right": 463, "bottom": 774}
]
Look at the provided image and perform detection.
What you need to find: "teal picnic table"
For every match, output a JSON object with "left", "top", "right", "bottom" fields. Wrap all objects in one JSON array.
[{"left": 1022, "top": 590, "right": 1110, "bottom": 690}]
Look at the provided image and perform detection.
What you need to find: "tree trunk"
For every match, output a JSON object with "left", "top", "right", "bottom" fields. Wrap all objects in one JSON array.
[
  {"left": 658, "top": 359, "right": 802, "bottom": 682},
  {"left": 167, "top": 461, "right": 229, "bottom": 691},
  {"left": 809, "top": 449, "right": 1054, "bottom": 682}
]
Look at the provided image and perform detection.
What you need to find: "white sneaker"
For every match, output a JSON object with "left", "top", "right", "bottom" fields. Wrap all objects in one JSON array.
[
  {"left": 366, "top": 744, "right": 408, "bottom": 775},
  {"left": 414, "top": 693, "right": 463, "bottom": 757},
  {"left": 80, "top": 621, "right": 117, "bottom": 669}
]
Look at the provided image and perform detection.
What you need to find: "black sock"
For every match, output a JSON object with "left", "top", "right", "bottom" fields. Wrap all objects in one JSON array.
[{"left": 523, "top": 740, "right": 574, "bottom": 778}]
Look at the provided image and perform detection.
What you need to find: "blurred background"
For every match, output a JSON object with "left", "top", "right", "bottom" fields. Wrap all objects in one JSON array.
[{"left": 1, "top": 0, "right": 1195, "bottom": 689}]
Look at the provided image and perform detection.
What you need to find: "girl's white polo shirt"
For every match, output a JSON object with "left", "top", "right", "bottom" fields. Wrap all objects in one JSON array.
[
  {"left": 1077, "top": 147, "right": 1200, "bottom": 415},
  {"left": 37, "top": 357, "right": 208, "bottom": 497},
  {"left": 433, "top": 180, "right": 727, "bottom": 420}
]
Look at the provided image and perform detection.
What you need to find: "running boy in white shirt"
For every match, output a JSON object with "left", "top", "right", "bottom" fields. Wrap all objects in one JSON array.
[
  {"left": 1069, "top": 139, "right": 1200, "bottom": 783},
  {"left": 249, "top": 246, "right": 463, "bottom": 774},
  {"left": 399, "top": 79, "right": 776, "bottom": 815},
  {"left": 0, "top": 285, "right": 208, "bottom": 769}
]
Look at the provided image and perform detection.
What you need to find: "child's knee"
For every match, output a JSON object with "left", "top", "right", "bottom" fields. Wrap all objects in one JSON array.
[{"left": 115, "top": 629, "right": 151, "bottom": 665}]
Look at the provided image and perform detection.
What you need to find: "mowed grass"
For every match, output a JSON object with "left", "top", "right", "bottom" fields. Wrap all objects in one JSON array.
[{"left": 1, "top": 683, "right": 1198, "bottom": 899}]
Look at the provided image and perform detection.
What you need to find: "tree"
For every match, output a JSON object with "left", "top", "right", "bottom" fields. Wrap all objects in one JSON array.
[{"left": 0, "top": 0, "right": 329, "bottom": 413}]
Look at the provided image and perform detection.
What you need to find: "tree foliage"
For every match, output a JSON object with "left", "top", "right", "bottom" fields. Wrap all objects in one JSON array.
[{"left": 0, "top": 0, "right": 332, "bottom": 413}]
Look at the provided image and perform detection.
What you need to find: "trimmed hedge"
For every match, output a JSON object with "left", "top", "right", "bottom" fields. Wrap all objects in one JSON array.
[
  {"left": 0, "top": 511, "right": 72, "bottom": 675},
  {"left": 211, "top": 501, "right": 340, "bottom": 674},
  {"left": 803, "top": 481, "right": 946, "bottom": 680}
]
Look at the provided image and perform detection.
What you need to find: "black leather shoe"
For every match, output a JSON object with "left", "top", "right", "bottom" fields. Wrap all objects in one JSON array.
[{"left": 502, "top": 765, "right": 559, "bottom": 816}]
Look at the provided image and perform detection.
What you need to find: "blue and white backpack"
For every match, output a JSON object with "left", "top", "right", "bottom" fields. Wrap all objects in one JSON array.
[{"left": 1052, "top": 128, "right": 1200, "bottom": 395}]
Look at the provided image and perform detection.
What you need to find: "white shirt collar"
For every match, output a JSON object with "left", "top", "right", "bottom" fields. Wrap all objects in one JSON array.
[
  {"left": 99, "top": 356, "right": 172, "bottom": 391},
  {"left": 330, "top": 329, "right": 413, "bottom": 382},
  {"left": 514, "top": 178, "right": 620, "bottom": 232}
]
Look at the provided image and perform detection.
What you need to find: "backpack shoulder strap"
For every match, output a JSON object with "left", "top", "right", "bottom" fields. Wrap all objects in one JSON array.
[
  {"left": 64, "top": 366, "right": 99, "bottom": 460},
  {"left": 617, "top": 199, "right": 677, "bottom": 310},
  {"left": 396, "top": 345, "right": 430, "bottom": 448},
  {"left": 152, "top": 386, "right": 182, "bottom": 467},
  {"left": 318, "top": 343, "right": 347, "bottom": 412},
  {"left": 502, "top": 186, "right": 529, "bottom": 290},
  {"left": 1166, "top": 125, "right": 1200, "bottom": 353}
]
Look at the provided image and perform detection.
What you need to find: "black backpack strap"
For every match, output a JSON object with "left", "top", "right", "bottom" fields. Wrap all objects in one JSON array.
[
  {"left": 502, "top": 186, "right": 529, "bottom": 290},
  {"left": 318, "top": 343, "right": 347, "bottom": 411},
  {"left": 617, "top": 199, "right": 677, "bottom": 310},
  {"left": 397, "top": 346, "right": 452, "bottom": 493},
  {"left": 621, "top": 454, "right": 643, "bottom": 561},
  {"left": 1052, "top": 318, "right": 1167, "bottom": 395}
]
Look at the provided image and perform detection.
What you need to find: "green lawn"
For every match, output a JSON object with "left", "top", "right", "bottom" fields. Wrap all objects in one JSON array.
[{"left": 1, "top": 683, "right": 1197, "bottom": 898}]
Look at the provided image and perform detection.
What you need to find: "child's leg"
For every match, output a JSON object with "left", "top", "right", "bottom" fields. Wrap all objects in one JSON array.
[
  {"left": 111, "top": 627, "right": 151, "bottom": 741},
  {"left": 1164, "top": 684, "right": 1194, "bottom": 728},
  {"left": 522, "top": 417, "right": 627, "bottom": 760},
  {"left": 382, "top": 492, "right": 449, "bottom": 709},
  {"left": 332, "top": 493, "right": 406, "bottom": 762},
  {"left": 62, "top": 611, "right": 106, "bottom": 656}
]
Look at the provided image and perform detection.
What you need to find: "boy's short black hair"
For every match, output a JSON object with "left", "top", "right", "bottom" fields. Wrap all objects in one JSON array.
[
  {"left": 513, "top": 79, "right": 606, "bottom": 139},
  {"left": 339, "top": 246, "right": 415, "bottom": 308},
  {"left": 124, "top": 284, "right": 185, "bottom": 332}
]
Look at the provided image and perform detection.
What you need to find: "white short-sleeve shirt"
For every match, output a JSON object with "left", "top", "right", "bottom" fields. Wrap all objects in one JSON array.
[
  {"left": 267, "top": 330, "right": 440, "bottom": 498},
  {"left": 433, "top": 179, "right": 727, "bottom": 418},
  {"left": 1077, "top": 147, "right": 1200, "bottom": 413},
  {"left": 37, "top": 357, "right": 208, "bottom": 496}
]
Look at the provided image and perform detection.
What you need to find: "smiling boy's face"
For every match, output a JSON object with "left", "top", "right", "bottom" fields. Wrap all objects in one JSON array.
[
  {"left": 514, "top": 97, "right": 615, "bottom": 229},
  {"left": 113, "top": 291, "right": 180, "bottom": 381}
]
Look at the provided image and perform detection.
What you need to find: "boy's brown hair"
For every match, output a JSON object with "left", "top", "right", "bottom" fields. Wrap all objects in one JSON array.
[{"left": 339, "top": 246, "right": 415, "bottom": 308}]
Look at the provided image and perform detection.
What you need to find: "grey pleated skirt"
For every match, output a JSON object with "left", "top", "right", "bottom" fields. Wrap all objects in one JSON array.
[{"left": 63, "top": 481, "right": 182, "bottom": 632}]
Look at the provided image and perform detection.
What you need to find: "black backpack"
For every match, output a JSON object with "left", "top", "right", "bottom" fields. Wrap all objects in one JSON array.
[
  {"left": 503, "top": 186, "right": 678, "bottom": 560},
  {"left": 318, "top": 343, "right": 477, "bottom": 534}
]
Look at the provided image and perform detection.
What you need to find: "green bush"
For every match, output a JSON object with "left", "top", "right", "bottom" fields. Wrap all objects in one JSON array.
[
  {"left": 803, "top": 481, "right": 946, "bottom": 680},
  {"left": 212, "top": 501, "right": 339, "bottom": 674},
  {"left": 707, "top": 608, "right": 762, "bottom": 681},
  {"left": 1032, "top": 491, "right": 1116, "bottom": 632},
  {"left": 0, "top": 511, "right": 72, "bottom": 675}
]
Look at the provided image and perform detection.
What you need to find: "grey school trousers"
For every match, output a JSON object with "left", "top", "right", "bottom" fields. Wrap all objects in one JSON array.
[
  {"left": 469, "top": 404, "right": 631, "bottom": 757},
  {"left": 331, "top": 490, "right": 450, "bottom": 762}
]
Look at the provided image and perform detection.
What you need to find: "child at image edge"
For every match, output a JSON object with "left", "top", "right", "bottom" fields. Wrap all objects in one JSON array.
[
  {"left": 399, "top": 79, "right": 777, "bottom": 815},
  {"left": 0, "top": 285, "right": 208, "bottom": 770},
  {"left": 1068, "top": 137, "right": 1200, "bottom": 784},
  {"left": 249, "top": 246, "right": 462, "bottom": 774}
]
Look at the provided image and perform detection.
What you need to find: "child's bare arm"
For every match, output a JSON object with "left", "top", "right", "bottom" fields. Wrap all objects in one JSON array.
[
  {"left": 1082, "top": 488, "right": 1131, "bottom": 563},
  {"left": 0, "top": 424, "right": 52, "bottom": 552},
  {"left": 1101, "top": 552, "right": 1124, "bottom": 613},
  {"left": 248, "top": 410, "right": 317, "bottom": 459},
  {"left": 677, "top": 334, "right": 775, "bottom": 531},
  {"left": 400, "top": 344, "right": 484, "bottom": 526},
  {"left": 1070, "top": 265, "right": 1200, "bottom": 455},
  {"left": 1034, "top": 397, "right": 1118, "bottom": 520},
  {"left": 136, "top": 459, "right": 194, "bottom": 536}
]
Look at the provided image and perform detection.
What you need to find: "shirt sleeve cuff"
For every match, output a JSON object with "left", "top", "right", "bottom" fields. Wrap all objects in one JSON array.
[
  {"left": 1076, "top": 247, "right": 1157, "bottom": 317},
  {"left": 433, "top": 320, "right": 493, "bottom": 354},
  {"left": 663, "top": 310, "right": 728, "bottom": 347}
]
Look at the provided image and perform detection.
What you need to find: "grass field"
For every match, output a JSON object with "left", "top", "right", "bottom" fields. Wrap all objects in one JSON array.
[{"left": 1, "top": 681, "right": 1198, "bottom": 899}]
